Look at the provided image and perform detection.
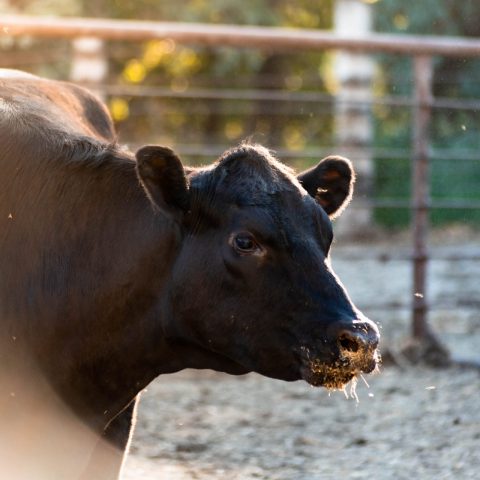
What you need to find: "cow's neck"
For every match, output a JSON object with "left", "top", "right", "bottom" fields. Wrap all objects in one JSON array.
[{"left": 20, "top": 153, "right": 184, "bottom": 425}]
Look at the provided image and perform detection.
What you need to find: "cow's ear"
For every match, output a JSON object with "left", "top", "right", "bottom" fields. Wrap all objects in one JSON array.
[
  {"left": 136, "top": 145, "right": 189, "bottom": 214},
  {"left": 297, "top": 156, "right": 354, "bottom": 218}
]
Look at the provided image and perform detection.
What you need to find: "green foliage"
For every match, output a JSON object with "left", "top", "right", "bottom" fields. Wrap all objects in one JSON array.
[
  {"left": 76, "top": 0, "right": 331, "bottom": 27},
  {"left": 373, "top": 0, "right": 480, "bottom": 226}
]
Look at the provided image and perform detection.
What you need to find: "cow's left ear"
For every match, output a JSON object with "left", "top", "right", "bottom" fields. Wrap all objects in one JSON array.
[
  {"left": 136, "top": 145, "right": 189, "bottom": 215},
  {"left": 297, "top": 156, "right": 355, "bottom": 218}
]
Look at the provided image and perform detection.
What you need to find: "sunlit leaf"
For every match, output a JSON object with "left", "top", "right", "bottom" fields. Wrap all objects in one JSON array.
[
  {"left": 109, "top": 97, "right": 130, "bottom": 122},
  {"left": 123, "top": 59, "right": 147, "bottom": 84},
  {"left": 224, "top": 120, "right": 244, "bottom": 140},
  {"left": 283, "top": 126, "right": 306, "bottom": 151},
  {"left": 142, "top": 39, "right": 176, "bottom": 69}
]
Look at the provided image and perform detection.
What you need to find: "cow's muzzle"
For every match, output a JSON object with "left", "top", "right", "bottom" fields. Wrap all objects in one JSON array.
[
  {"left": 335, "top": 319, "right": 379, "bottom": 372},
  {"left": 300, "top": 318, "right": 380, "bottom": 390}
]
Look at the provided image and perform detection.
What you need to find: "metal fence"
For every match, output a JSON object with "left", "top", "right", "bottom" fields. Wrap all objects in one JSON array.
[{"left": 2, "top": 15, "right": 480, "bottom": 348}]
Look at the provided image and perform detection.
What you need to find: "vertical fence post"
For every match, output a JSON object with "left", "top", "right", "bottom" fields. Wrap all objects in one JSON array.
[
  {"left": 409, "top": 55, "right": 450, "bottom": 365},
  {"left": 333, "top": 0, "right": 375, "bottom": 237},
  {"left": 411, "top": 55, "right": 433, "bottom": 340},
  {"left": 70, "top": 37, "right": 108, "bottom": 99}
]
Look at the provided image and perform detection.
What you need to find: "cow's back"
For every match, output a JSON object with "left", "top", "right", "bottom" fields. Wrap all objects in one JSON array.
[{"left": 0, "top": 70, "right": 115, "bottom": 142}]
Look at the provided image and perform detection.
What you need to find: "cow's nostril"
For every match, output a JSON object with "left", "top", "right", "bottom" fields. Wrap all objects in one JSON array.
[{"left": 338, "top": 332, "right": 360, "bottom": 353}]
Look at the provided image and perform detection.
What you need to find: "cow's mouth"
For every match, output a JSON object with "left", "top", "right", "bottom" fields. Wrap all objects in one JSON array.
[
  {"left": 300, "top": 362, "right": 359, "bottom": 390},
  {"left": 299, "top": 348, "right": 381, "bottom": 391}
]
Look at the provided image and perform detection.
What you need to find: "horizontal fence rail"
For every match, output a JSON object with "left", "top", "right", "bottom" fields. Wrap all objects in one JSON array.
[
  {"left": 79, "top": 84, "right": 480, "bottom": 112},
  {"left": 4, "top": 15, "right": 480, "bottom": 57}
]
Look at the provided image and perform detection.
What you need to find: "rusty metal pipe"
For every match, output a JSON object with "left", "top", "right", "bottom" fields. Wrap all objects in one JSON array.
[{"left": 3, "top": 15, "right": 480, "bottom": 57}]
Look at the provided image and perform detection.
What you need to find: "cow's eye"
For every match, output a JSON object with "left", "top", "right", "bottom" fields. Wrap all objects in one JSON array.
[{"left": 231, "top": 232, "right": 261, "bottom": 254}]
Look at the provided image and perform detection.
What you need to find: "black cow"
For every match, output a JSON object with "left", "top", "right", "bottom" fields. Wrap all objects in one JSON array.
[{"left": 0, "top": 70, "right": 379, "bottom": 479}]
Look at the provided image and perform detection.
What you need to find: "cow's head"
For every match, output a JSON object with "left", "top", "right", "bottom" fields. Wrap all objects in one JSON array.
[{"left": 136, "top": 144, "right": 379, "bottom": 390}]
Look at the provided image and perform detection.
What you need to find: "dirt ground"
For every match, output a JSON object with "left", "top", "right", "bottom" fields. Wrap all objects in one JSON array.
[{"left": 123, "top": 230, "right": 480, "bottom": 480}]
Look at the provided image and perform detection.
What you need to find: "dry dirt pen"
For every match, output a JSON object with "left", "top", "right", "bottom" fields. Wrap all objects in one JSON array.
[{"left": 124, "top": 231, "right": 480, "bottom": 480}]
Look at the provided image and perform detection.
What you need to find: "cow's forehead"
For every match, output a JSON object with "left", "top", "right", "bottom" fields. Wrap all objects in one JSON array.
[
  {"left": 211, "top": 144, "right": 305, "bottom": 205},
  {"left": 188, "top": 145, "right": 321, "bottom": 238}
]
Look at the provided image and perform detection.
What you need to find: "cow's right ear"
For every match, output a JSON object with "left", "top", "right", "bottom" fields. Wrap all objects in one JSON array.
[
  {"left": 136, "top": 145, "right": 189, "bottom": 214},
  {"left": 297, "top": 156, "right": 354, "bottom": 219}
]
